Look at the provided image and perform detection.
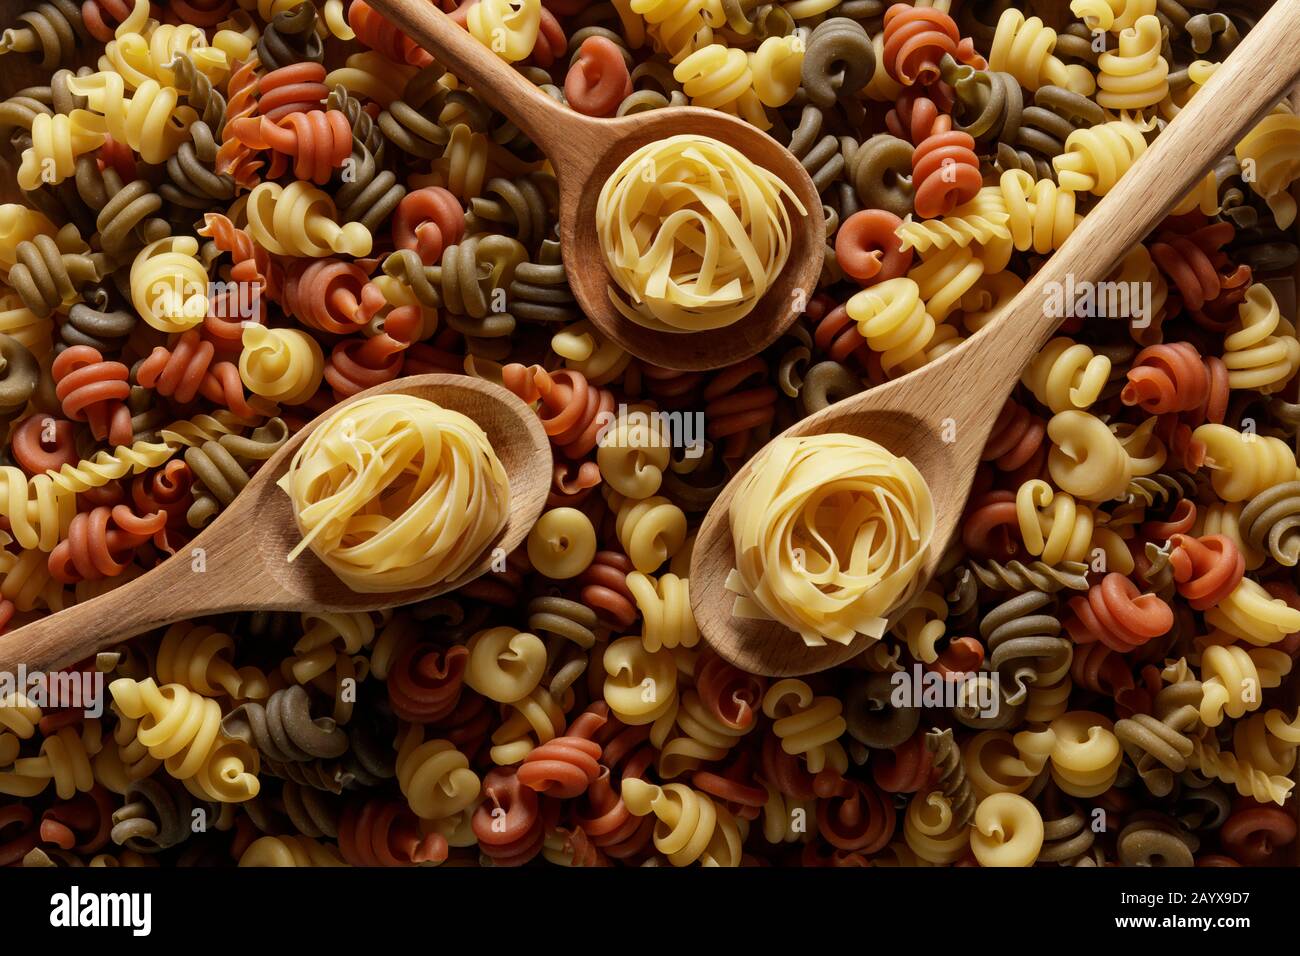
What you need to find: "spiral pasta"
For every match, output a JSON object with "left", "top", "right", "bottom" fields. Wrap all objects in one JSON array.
[{"left": 0, "top": 0, "right": 1296, "bottom": 875}]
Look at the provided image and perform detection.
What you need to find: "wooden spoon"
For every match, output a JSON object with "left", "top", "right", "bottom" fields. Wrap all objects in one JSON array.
[
  {"left": 365, "top": 0, "right": 823, "bottom": 372},
  {"left": 0, "top": 375, "right": 551, "bottom": 673},
  {"left": 690, "top": 0, "right": 1300, "bottom": 677}
]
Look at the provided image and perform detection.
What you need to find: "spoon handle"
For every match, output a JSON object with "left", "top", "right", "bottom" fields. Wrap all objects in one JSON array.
[
  {"left": 966, "top": 0, "right": 1300, "bottom": 382},
  {"left": 0, "top": 541, "right": 268, "bottom": 674},
  {"left": 364, "top": 0, "right": 589, "bottom": 155}
]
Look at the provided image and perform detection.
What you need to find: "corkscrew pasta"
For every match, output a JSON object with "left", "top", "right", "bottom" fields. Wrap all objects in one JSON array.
[{"left": 0, "top": 0, "right": 1297, "bottom": 874}]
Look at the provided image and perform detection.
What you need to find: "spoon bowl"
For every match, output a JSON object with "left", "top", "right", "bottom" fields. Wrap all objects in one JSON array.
[
  {"left": 690, "top": 0, "right": 1300, "bottom": 676},
  {"left": 691, "top": 379, "right": 970, "bottom": 675},
  {"left": 367, "top": 0, "right": 824, "bottom": 371},
  {"left": 0, "top": 374, "right": 551, "bottom": 673}
]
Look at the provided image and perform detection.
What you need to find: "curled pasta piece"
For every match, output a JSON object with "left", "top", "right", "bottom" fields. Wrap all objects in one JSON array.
[
  {"left": 1053, "top": 120, "right": 1147, "bottom": 196},
  {"left": 762, "top": 679, "right": 847, "bottom": 777},
  {"left": 1048, "top": 711, "right": 1121, "bottom": 797},
  {"left": 845, "top": 276, "right": 936, "bottom": 376},
  {"left": 882, "top": 4, "right": 962, "bottom": 87},
  {"left": 468, "top": 0, "right": 543, "bottom": 63},
  {"left": 1223, "top": 284, "right": 1300, "bottom": 393},
  {"left": 109, "top": 678, "right": 259, "bottom": 803},
  {"left": 969, "top": 792, "right": 1044, "bottom": 866},
  {"left": 566, "top": 36, "right": 633, "bottom": 116},
  {"left": 628, "top": 571, "right": 698, "bottom": 652},
  {"left": 1094, "top": 16, "right": 1167, "bottom": 112},
  {"left": 394, "top": 724, "right": 480, "bottom": 821},
  {"left": 238, "top": 326, "right": 325, "bottom": 406},
  {"left": 245, "top": 181, "right": 373, "bottom": 258},
  {"left": 464, "top": 626, "right": 548, "bottom": 704},
  {"left": 66, "top": 71, "right": 196, "bottom": 164},
  {"left": 602, "top": 635, "right": 677, "bottom": 727},
  {"left": 1194, "top": 425, "right": 1299, "bottom": 502},
  {"left": 129, "top": 236, "right": 208, "bottom": 333},
  {"left": 1064, "top": 573, "right": 1173, "bottom": 653},
  {"left": 527, "top": 507, "right": 597, "bottom": 579},
  {"left": 605, "top": 489, "right": 688, "bottom": 574},
  {"left": 988, "top": 9, "right": 1095, "bottom": 95},
  {"left": 1022, "top": 338, "right": 1111, "bottom": 413}
]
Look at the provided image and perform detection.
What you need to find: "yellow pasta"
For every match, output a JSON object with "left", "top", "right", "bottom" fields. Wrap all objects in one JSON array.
[
  {"left": 1222, "top": 284, "right": 1300, "bottom": 393},
  {"left": 1193, "top": 424, "right": 1300, "bottom": 501},
  {"left": 130, "top": 236, "right": 210, "bottom": 333},
  {"left": 1015, "top": 479, "right": 1095, "bottom": 565},
  {"left": 1047, "top": 410, "right": 1133, "bottom": 501},
  {"left": 278, "top": 394, "right": 510, "bottom": 592},
  {"left": 969, "top": 793, "right": 1044, "bottom": 867},
  {"left": 245, "top": 181, "right": 374, "bottom": 258},
  {"left": 464, "top": 626, "right": 548, "bottom": 703},
  {"left": 621, "top": 779, "right": 744, "bottom": 866},
  {"left": 999, "top": 170, "right": 1078, "bottom": 254},
  {"left": 1048, "top": 711, "right": 1122, "bottom": 797},
  {"left": 602, "top": 635, "right": 678, "bottom": 727},
  {"left": 596, "top": 406, "right": 671, "bottom": 498},
  {"left": 468, "top": 0, "right": 542, "bottom": 63},
  {"left": 1054, "top": 119, "right": 1148, "bottom": 195},
  {"left": 628, "top": 571, "right": 698, "bottom": 652},
  {"left": 604, "top": 489, "right": 688, "bottom": 574},
  {"left": 845, "top": 276, "right": 937, "bottom": 375},
  {"left": 109, "top": 678, "right": 260, "bottom": 802},
  {"left": 527, "top": 507, "right": 597, "bottom": 579},
  {"left": 908, "top": 245, "right": 987, "bottom": 323},
  {"left": 101, "top": 0, "right": 241, "bottom": 89},
  {"left": 988, "top": 9, "right": 1095, "bottom": 95},
  {"left": 894, "top": 187, "right": 1011, "bottom": 254},
  {"left": 16, "top": 112, "right": 108, "bottom": 190},
  {"left": 673, "top": 45, "right": 768, "bottom": 128},
  {"left": 904, "top": 791, "right": 970, "bottom": 864},
  {"left": 395, "top": 723, "right": 480, "bottom": 821},
  {"left": 1070, "top": 0, "right": 1154, "bottom": 32},
  {"left": 1197, "top": 643, "right": 1291, "bottom": 726},
  {"left": 596, "top": 134, "right": 802, "bottom": 332},
  {"left": 490, "top": 685, "right": 565, "bottom": 763},
  {"left": 1204, "top": 578, "right": 1300, "bottom": 648},
  {"left": 155, "top": 622, "right": 270, "bottom": 700},
  {"left": 238, "top": 326, "right": 325, "bottom": 405},
  {"left": 1235, "top": 107, "right": 1300, "bottom": 230},
  {"left": 749, "top": 34, "right": 804, "bottom": 109},
  {"left": 1094, "top": 15, "right": 1167, "bottom": 112},
  {"left": 1021, "top": 337, "right": 1112, "bottom": 412},
  {"left": 325, "top": 52, "right": 419, "bottom": 107},
  {"left": 0, "top": 721, "right": 102, "bottom": 800},
  {"left": 66, "top": 72, "right": 197, "bottom": 164},
  {"left": 240, "top": 836, "right": 347, "bottom": 867},
  {"left": 725, "top": 433, "right": 934, "bottom": 647},
  {"left": 891, "top": 583, "right": 948, "bottom": 664},
  {"left": 762, "top": 678, "right": 848, "bottom": 775}
]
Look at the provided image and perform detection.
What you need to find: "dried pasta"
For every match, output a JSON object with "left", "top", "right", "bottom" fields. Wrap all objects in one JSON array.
[{"left": 278, "top": 394, "right": 510, "bottom": 592}]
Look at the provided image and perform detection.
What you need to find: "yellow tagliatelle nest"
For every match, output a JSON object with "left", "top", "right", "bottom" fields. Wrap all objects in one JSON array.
[
  {"left": 279, "top": 394, "right": 510, "bottom": 593},
  {"left": 597, "top": 134, "right": 804, "bottom": 332},
  {"left": 725, "top": 433, "right": 935, "bottom": 647}
]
